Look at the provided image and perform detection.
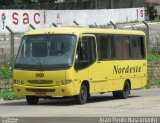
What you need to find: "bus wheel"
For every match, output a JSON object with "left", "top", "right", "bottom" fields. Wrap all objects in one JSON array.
[
  {"left": 112, "top": 81, "right": 130, "bottom": 99},
  {"left": 122, "top": 81, "right": 130, "bottom": 99},
  {"left": 112, "top": 91, "right": 121, "bottom": 98},
  {"left": 87, "top": 94, "right": 91, "bottom": 99},
  {"left": 26, "top": 96, "right": 39, "bottom": 105},
  {"left": 75, "top": 84, "right": 88, "bottom": 104}
]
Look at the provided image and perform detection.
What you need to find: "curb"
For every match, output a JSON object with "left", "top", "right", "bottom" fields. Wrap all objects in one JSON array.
[{"left": 0, "top": 99, "right": 5, "bottom": 104}]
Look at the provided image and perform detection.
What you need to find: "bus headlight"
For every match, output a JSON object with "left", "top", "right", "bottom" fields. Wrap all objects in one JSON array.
[
  {"left": 56, "top": 80, "right": 72, "bottom": 85},
  {"left": 56, "top": 81, "right": 61, "bottom": 86},
  {"left": 61, "top": 80, "right": 72, "bottom": 85},
  {"left": 66, "top": 80, "right": 72, "bottom": 84},
  {"left": 61, "top": 80, "right": 66, "bottom": 85},
  {"left": 14, "top": 80, "right": 24, "bottom": 85}
]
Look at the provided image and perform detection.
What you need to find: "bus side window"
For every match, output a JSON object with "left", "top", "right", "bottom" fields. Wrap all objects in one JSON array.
[
  {"left": 140, "top": 37, "right": 146, "bottom": 58},
  {"left": 76, "top": 40, "right": 88, "bottom": 62},
  {"left": 97, "top": 35, "right": 115, "bottom": 60},
  {"left": 75, "top": 36, "right": 96, "bottom": 70},
  {"left": 114, "top": 36, "right": 129, "bottom": 60},
  {"left": 97, "top": 36, "right": 110, "bottom": 60},
  {"left": 129, "top": 36, "right": 145, "bottom": 59}
]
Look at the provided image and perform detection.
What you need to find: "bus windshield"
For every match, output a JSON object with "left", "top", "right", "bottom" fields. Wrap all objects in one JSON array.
[{"left": 15, "top": 34, "right": 76, "bottom": 70}]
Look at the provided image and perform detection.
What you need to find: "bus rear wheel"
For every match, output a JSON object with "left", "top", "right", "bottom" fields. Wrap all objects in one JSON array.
[
  {"left": 26, "top": 96, "right": 39, "bottom": 105},
  {"left": 113, "top": 81, "right": 130, "bottom": 99},
  {"left": 75, "top": 84, "right": 88, "bottom": 104}
]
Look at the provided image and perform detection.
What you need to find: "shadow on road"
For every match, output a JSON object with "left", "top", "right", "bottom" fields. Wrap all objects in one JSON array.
[{"left": 0, "top": 95, "right": 140, "bottom": 106}]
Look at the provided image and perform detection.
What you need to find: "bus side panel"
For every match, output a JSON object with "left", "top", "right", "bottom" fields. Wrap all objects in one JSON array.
[
  {"left": 72, "top": 68, "right": 89, "bottom": 95},
  {"left": 141, "top": 77, "right": 147, "bottom": 88},
  {"left": 130, "top": 78, "right": 142, "bottom": 89},
  {"left": 88, "top": 61, "right": 124, "bottom": 93},
  {"left": 106, "top": 60, "right": 146, "bottom": 91},
  {"left": 141, "top": 60, "right": 147, "bottom": 88},
  {"left": 89, "top": 62, "right": 108, "bottom": 93}
]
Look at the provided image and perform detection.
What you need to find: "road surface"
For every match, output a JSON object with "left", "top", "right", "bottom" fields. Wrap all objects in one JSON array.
[{"left": 0, "top": 88, "right": 160, "bottom": 117}]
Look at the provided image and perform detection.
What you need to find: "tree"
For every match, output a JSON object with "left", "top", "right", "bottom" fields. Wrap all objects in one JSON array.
[
  {"left": 0, "top": 0, "right": 14, "bottom": 5},
  {"left": 38, "top": 0, "right": 57, "bottom": 3}
]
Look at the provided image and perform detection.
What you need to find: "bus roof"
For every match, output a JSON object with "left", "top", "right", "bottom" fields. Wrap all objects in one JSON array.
[{"left": 25, "top": 26, "right": 145, "bottom": 36}]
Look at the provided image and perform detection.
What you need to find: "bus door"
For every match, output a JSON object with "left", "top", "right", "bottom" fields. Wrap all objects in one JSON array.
[
  {"left": 77, "top": 34, "right": 107, "bottom": 93},
  {"left": 74, "top": 34, "right": 98, "bottom": 93},
  {"left": 85, "top": 35, "right": 109, "bottom": 93}
]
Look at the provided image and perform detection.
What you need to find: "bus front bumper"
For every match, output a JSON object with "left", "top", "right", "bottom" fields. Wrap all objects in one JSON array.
[{"left": 14, "top": 84, "right": 74, "bottom": 97}]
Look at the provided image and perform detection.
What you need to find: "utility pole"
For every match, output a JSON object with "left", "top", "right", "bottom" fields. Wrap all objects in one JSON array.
[
  {"left": 6, "top": 26, "right": 14, "bottom": 61},
  {"left": 142, "top": 21, "right": 149, "bottom": 49}
]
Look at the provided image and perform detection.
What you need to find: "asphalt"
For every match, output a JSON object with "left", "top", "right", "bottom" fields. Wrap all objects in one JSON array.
[{"left": 0, "top": 88, "right": 160, "bottom": 123}]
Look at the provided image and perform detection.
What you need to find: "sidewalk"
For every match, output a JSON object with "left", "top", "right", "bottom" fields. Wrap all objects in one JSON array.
[{"left": 0, "top": 98, "right": 25, "bottom": 105}]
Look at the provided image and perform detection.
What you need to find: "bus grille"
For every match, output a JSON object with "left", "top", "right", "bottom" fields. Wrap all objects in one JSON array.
[
  {"left": 26, "top": 88, "right": 55, "bottom": 92},
  {"left": 28, "top": 80, "right": 53, "bottom": 84}
]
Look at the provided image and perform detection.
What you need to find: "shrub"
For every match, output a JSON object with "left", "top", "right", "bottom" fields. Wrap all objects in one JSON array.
[
  {"left": 0, "top": 62, "right": 12, "bottom": 80},
  {"left": 0, "top": 89, "right": 24, "bottom": 100},
  {"left": 149, "top": 47, "right": 160, "bottom": 55}
]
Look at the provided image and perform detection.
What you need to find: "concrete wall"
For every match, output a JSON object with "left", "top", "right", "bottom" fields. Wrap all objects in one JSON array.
[
  {"left": 155, "top": 5, "right": 160, "bottom": 16},
  {"left": 148, "top": 62, "right": 160, "bottom": 80},
  {"left": 149, "top": 28, "right": 160, "bottom": 49},
  {"left": 0, "top": 8, "right": 149, "bottom": 33}
]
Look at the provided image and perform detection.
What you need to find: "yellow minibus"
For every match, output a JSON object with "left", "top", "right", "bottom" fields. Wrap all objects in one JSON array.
[{"left": 13, "top": 27, "right": 147, "bottom": 105}]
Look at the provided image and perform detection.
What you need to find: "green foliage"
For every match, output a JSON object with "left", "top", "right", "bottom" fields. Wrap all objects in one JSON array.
[
  {"left": 0, "top": 62, "right": 24, "bottom": 100},
  {"left": 147, "top": 47, "right": 160, "bottom": 61},
  {"left": 0, "top": 62, "right": 12, "bottom": 80},
  {"left": 147, "top": 47, "right": 160, "bottom": 89},
  {"left": 14, "top": 0, "right": 23, "bottom": 4},
  {"left": 0, "top": 89, "right": 24, "bottom": 100},
  {"left": 3, "top": 0, "right": 14, "bottom": 5},
  {"left": 150, "top": 47, "right": 160, "bottom": 55},
  {"left": 146, "top": 80, "right": 160, "bottom": 89},
  {"left": 147, "top": 52, "right": 160, "bottom": 61}
]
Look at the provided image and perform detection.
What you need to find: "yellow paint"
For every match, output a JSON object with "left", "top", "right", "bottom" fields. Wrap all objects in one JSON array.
[{"left": 13, "top": 26, "right": 147, "bottom": 97}]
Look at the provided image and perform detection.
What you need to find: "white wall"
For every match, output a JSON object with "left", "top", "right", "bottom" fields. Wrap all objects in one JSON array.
[{"left": 0, "top": 8, "right": 149, "bottom": 33}]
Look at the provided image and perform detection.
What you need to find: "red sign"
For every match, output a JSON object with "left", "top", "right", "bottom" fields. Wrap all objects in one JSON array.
[{"left": 12, "top": 12, "right": 46, "bottom": 25}]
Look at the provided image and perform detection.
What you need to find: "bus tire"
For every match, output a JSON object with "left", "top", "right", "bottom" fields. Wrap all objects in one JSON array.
[
  {"left": 26, "top": 96, "right": 39, "bottom": 105},
  {"left": 113, "top": 81, "right": 130, "bottom": 99},
  {"left": 112, "top": 91, "right": 121, "bottom": 98},
  {"left": 87, "top": 94, "right": 91, "bottom": 99},
  {"left": 121, "top": 81, "right": 130, "bottom": 99},
  {"left": 75, "top": 84, "right": 88, "bottom": 104}
]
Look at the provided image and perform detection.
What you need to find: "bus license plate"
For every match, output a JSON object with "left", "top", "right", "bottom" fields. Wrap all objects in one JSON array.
[{"left": 36, "top": 92, "right": 46, "bottom": 97}]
